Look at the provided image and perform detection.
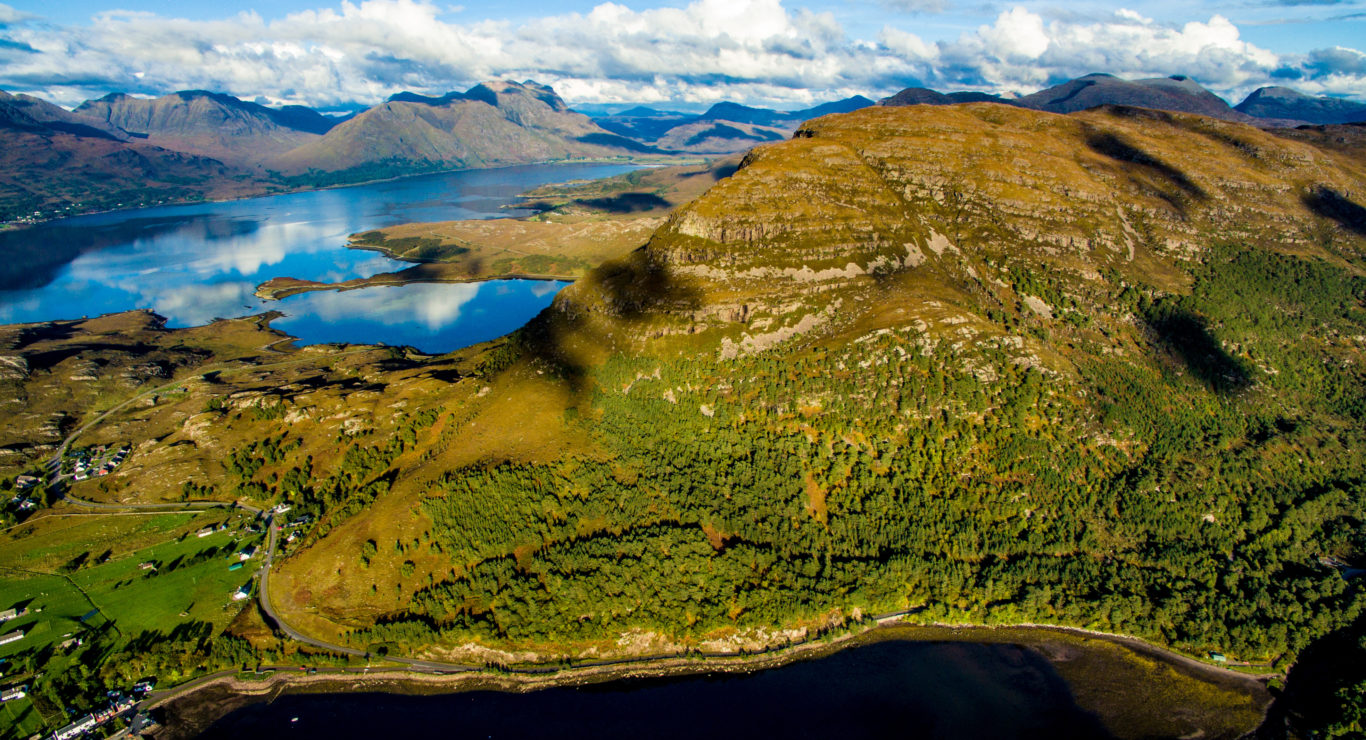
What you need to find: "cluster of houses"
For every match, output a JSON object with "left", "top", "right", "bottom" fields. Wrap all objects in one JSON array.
[
  {"left": 8, "top": 475, "right": 43, "bottom": 514},
  {"left": 70, "top": 444, "right": 129, "bottom": 482},
  {"left": 0, "top": 605, "right": 31, "bottom": 648},
  {"left": 50, "top": 679, "right": 154, "bottom": 740}
]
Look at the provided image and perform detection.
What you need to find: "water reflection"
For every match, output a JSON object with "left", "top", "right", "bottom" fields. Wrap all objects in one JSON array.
[
  {"left": 271, "top": 280, "right": 567, "bottom": 352},
  {"left": 0, "top": 163, "right": 635, "bottom": 344}
]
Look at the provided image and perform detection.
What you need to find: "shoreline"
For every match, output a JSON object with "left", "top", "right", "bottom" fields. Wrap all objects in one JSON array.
[
  {"left": 255, "top": 267, "right": 577, "bottom": 301},
  {"left": 0, "top": 155, "right": 671, "bottom": 232},
  {"left": 150, "top": 620, "right": 1278, "bottom": 738}
]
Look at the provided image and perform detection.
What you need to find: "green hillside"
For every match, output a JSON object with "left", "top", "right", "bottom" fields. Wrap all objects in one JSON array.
[{"left": 3, "top": 101, "right": 1365, "bottom": 737}]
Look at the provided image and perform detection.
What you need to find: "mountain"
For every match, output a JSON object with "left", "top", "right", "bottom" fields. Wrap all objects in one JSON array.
[
  {"left": 879, "top": 87, "right": 951, "bottom": 106},
  {"left": 878, "top": 88, "right": 1009, "bottom": 107},
  {"left": 258, "top": 100, "right": 1366, "bottom": 711},
  {"left": 0, "top": 90, "right": 269, "bottom": 221},
  {"left": 0, "top": 90, "right": 130, "bottom": 141},
  {"left": 791, "top": 95, "right": 876, "bottom": 118},
  {"left": 74, "top": 90, "right": 341, "bottom": 165},
  {"left": 1236, "top": 86, "right": 1366, "bottom": 125},
  {"left": 877, "top": 74, "right": 1335, "bottom": 127},
  {"left": 272, "top": 80, "right": 646, "bottom": 179},
  {"left": 1013, "top": 73, "right": 1264, "bottom": 123},
  {"left": 593, "top": 95, "right": 874, "bottom": 154}
]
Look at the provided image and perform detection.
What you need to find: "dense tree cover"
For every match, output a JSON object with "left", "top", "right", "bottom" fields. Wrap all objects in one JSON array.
[{"left": 349, "top": 245, "right": 1364, "bottom": 664}]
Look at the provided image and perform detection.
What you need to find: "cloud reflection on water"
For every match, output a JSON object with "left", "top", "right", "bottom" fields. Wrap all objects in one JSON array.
[{"left": 278, "top": 282, "right": 483, "bottom": 331}]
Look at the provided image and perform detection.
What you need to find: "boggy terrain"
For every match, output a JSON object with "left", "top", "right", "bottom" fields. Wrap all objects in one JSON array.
[{"left": 3, "top": 102, "right": 1366, "bottom": 738}]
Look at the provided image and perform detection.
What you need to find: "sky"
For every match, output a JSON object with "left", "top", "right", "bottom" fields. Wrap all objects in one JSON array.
[{"left": 1, "top": 0, "right": 1363, "bottom": 111}]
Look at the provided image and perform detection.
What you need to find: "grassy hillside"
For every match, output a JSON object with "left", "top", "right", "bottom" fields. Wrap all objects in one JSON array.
[
  {"left": 257, "top": 104, "right": 1366, "bottom": 676},
  {"left": 3, "top": 101, "right": 1365, "bottom": 737}
]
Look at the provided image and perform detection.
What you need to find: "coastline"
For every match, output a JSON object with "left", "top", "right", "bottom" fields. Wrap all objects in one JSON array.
[
  {"left": 150, "top": 620, "right": 1277, "bottom": 739},
  {"left": 0, "top": 155, "right": 674, "bottom": 232},
  {"left": 254, "top": 266, "right": 577, "bottom": 301}
]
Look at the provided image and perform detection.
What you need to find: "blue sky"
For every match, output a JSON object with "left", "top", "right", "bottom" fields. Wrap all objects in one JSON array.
[{"left": 2, "top": 0, "right": 1363, "bottom": 109}]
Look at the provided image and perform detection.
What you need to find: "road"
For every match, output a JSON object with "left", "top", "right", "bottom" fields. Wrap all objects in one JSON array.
[{"left": 254, "top": 514, "right": 476, "bottom": 673}]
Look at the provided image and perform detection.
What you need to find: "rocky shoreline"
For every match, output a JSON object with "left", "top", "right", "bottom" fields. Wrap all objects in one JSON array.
[{"left": 151, "top": 622, "right": 1275, "bottom": 739}]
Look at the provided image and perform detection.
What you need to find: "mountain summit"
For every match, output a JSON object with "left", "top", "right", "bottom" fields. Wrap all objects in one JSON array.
[
  {"left": 272, "top": 80, "right": 642, "bottom": 177},
  {"left": 75, "top": 90, "right": 342, "bottom": 164},
  {"left": 1235, "top": 86, "right": 1366, "bottom": 125}
]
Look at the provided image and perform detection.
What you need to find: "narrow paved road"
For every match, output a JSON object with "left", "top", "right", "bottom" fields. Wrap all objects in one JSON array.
[{"left": 254, "top": 515, "right": 476, "bottom": 672}]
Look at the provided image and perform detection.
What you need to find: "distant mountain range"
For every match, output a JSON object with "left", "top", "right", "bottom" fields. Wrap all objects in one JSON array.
[
  {"left": 879, "top": 73, "right": 1366, "bottom": 128},
  {"left": 1, "top": 74, "right": 1362, "bottom": 223},
  {"left": 593, "top": 96, "right": 875, "bottom": 154}
]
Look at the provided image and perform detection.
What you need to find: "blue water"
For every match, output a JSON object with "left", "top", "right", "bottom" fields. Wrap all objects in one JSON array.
[
  {"left": 270, "top": 280, "right": 569, "bottom": 352},
  {"left": 197, "top": 640, "right": 1112, "bottom": 739},
  {"left": 0, "top": 163, "right": 636, "bottom": 352}
]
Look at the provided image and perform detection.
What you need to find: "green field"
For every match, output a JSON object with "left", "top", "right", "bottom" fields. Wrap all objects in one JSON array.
[
  {"left": 1, "top": 512, "right": 265, "bottom": 654},
  {"left": 0, "top": 510, "right": 267, "bottom": 738},
  {"left": 0, "top": 694, "right": 48, "bottom": 739}
]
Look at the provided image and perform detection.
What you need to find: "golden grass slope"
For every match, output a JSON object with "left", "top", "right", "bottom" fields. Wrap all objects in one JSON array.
[{"left": 265, "top": 103, "right": 1366, "bottom": 644}]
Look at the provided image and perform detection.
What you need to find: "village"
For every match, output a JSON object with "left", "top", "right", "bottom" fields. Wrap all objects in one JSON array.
[
  {"left": 3, "top": 444, "right": 133, "bottom": 527},
  {"left": 0, "top": 489, "right": 276, "bottom": 740}
]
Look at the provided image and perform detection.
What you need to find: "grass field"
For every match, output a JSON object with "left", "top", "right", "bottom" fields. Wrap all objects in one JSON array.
[
  {"left": 0, "top": 510, "right": 264, "bottom": 659},
  {"left": 0, "top": 693, "right": 48, "bottom": 739}
]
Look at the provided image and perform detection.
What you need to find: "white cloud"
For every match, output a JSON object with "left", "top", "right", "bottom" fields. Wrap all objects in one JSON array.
[
  {"left": 0, "top": 0, "right": 1362, "bottom": 108},
  {"left": 0, "top": 3, "right": 34, "bottom": 25},
  {"left": 979, "top": 7, "right": 1050, "bottom": 62}
]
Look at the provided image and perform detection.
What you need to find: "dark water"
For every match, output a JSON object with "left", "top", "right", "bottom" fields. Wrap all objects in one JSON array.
[
  {"left": 0, "top": 163, "right": 635, "bottom": 352},
  {"left": 198, "top": 641, "right": 1112, "bottom": 740}
]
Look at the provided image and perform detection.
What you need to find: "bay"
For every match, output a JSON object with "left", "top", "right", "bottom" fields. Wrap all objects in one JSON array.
[
  {"left": 0, "top": 163, "right": 636, "bottom": 352},
  {"left": 196, "top": 641, "right": 1111, "bottom": 740}
]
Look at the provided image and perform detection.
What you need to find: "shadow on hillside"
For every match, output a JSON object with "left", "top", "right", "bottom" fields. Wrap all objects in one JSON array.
[
  {"left": 1303, "top": 186, "right": 1366, "bottom": 238},
  {"left": 1085, "top": 131, "right": 1207, "bottom": 214},
  {"left": 578, "top": 193, "right": 672, "bottom": 214},
  {"left": 23, "top": 342, "right": 160, "bottom": 371},
  {"left": 1143, "top": 302, "right": 1251, "bottom": 393},
  {"left": 711, "top": 161, "right": 739, "bottom": 180},
  {"left": 1255, "top": 612, "right": 1366, "bottom": 739},
  {"left": 514, "top": 247, "right": 702, "bottom": 398}
]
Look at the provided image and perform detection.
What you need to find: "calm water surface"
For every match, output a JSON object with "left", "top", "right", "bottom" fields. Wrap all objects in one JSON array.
[
  {"left": 198, "top": 641, "right": 1111, "bottom": 740},
  {"left": 0, "top": 163, "right": 635, "bottom": 352}
]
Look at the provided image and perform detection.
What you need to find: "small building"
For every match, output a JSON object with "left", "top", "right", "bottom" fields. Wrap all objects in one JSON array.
[
  {"left": 0, "top": 607, "right": 23, "bottom": 622},
  {"left": 0, "top": 685, "right": 25, "bottom": 702},
  {"left": 227, "top": 562, "right": 243, "bottom": 572},
  {"left": 13, "top": 475, "right": 38, "bottom": 490},
  {"left": 1209, "top": 652, "right": 1227, "bottom": 663},
  {"left": 0, "top": 630, "right": 23, "bottom": 646},
  {"left": 54, "top": 714, "right": 97, "bottom": 740},
  {"left": 196, "top": 527, "right": 214, "bottom": 538},
  {"left": 238, "top": 546, "right": 256, "bottom": 561},
  {"left": 231, "top": 584, "right": 252, "bottom": 601},
  {"left": 138, "top": 561, "right": 156, "bottom": 571},
  {"left": 132, "top": 679, "right": 155, "bottom": 693}
]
